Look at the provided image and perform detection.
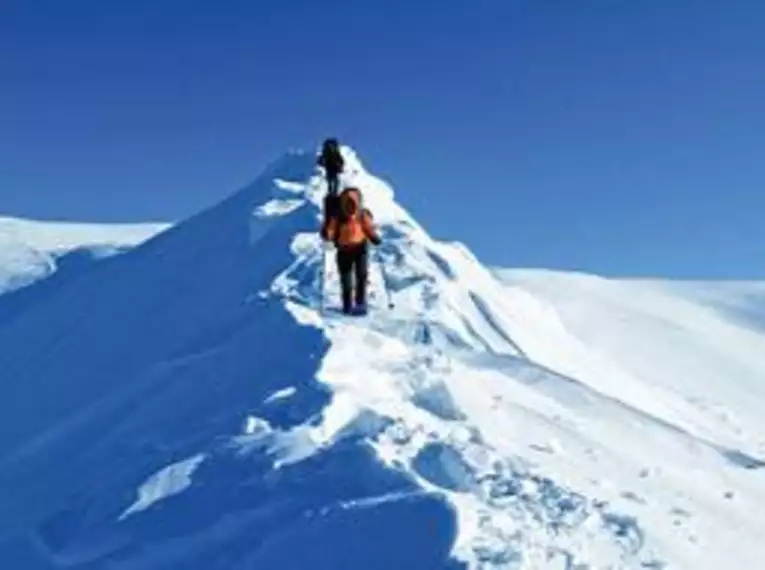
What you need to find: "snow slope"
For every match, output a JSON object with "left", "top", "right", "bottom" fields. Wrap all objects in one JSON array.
[
  {"left": 0, "top": 216, "right": 169, "bottom": 295},
  {"left": 493, "top": 269, "right": 765, "bottom": 457},
  {"left": 1, "top": 147, "right": 764, "bottom": 569}
]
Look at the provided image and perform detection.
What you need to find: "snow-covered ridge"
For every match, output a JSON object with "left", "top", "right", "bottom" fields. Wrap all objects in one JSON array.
[
  {"left": 1, "top": 147, "right": 764, "bottom": 569},
  {"left": 0, "top": 215, "right": 170, "bottom": 294},
  {"left": 253, "top": 147, "right": 765, "bottom": 568}
]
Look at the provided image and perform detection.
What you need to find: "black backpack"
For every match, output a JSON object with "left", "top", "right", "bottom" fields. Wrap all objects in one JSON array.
[{"left": 320, "top": 139, "right": 344, "bottom": 172}]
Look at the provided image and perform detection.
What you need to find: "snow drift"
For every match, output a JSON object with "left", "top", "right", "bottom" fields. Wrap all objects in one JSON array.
[{"left": 1, "top": 147, "right": 764, "bottom": 569}]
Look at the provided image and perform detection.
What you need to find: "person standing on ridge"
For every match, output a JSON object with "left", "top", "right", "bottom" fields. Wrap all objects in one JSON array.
[
  {"left": 317, "top": 138, "right": 344, "bottom": 197},
  {"left": 321, "top": 186, "right": 382, "bottom": 315},
  {"left": 318, "top": 138, "right": 345, "bottom": 238}
]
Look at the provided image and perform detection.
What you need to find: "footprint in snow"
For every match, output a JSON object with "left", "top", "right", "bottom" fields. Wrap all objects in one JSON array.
[
  {"left": 529, "top": 439, "right": 563, "bottom": 455},
  {"left": 600, "top": 512, "right": 645, "bottom": 554},
  {"left": 621, "top": 491, "right": 647, "bottom": 505}
]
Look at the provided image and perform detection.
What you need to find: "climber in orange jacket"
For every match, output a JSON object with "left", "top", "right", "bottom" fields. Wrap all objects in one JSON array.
[{"left": 321, "top": 186, "right": 382, "bottom": 315}]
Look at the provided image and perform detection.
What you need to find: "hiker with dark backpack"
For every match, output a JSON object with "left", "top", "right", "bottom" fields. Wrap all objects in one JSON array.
[
  {"left": 317, "top": 138, "right": 345, "bottom": 197},
  {"left": 321, "top": 186, "right": 382, "bottom": 315}
]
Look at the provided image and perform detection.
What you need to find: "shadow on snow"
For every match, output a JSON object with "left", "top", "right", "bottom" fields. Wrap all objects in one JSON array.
[{"left": 0, "top": 152, "right": 462, "bottom": 569}]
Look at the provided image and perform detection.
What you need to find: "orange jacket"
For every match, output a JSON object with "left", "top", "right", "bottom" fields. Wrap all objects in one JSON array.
[{"left": 321, "top": 188, "right": 381, "bottom": 248}]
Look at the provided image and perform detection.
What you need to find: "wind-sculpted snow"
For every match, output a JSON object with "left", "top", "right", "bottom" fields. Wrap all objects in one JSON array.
[
  {"left": 1, "top": 147, "right": 765, "bottom": 569},
  {"left": 0, "top": 150, "right": 461, "bottom": 569}
]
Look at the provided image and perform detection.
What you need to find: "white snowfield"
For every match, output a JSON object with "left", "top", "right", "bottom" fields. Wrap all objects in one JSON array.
[
  {"left": 0, "top": 147, "right": 764, "bottom": 569},
  {"left": 277, "top": 150, "right": 765, "bottom": 568},
  {"left": 0, "top": 215, "right": 169, "bottom": 294}
]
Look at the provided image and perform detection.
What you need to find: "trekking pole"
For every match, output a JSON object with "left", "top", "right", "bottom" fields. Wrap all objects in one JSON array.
[
  {"left": 319, "top": 244, "right": 327, "bottom": 316},
  {"left": 376, "top": 251, "right": 395, "bottom": 310}
]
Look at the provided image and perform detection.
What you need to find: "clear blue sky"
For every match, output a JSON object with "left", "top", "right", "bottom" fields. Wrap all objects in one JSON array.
[{"left": 2, "top": 1, "right": 764, "bottom": 278}]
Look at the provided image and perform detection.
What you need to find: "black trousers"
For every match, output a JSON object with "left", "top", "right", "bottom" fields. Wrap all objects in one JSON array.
[
  {"left": 336, "top": 244, "right": 368, "bottom": 312},
  {"left": 326, "top": 171, "right": 340, "bottom": 196}
]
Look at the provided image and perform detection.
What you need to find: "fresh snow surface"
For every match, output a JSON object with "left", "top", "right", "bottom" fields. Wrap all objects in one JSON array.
[
  {"left": 0, "top": 147, "right": 764, "bottom": 569},
  {"left": 0, "top": 215, "right": 169, "bottom": 295}
]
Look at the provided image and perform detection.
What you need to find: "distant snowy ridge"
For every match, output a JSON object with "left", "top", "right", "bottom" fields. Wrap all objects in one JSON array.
[
  {"left": 0, "top": 215, "right": 170, "bottom": 294},
  {"left": 0, "top": 215, "right": 169, "bottom": 253}
]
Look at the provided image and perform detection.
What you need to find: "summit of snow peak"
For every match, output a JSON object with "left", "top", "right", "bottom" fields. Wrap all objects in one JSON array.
[{"left": 1, "top": 145, "right": 765, "bottom": 569}]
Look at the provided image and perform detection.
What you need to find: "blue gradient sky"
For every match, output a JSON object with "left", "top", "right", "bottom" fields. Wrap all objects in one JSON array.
[{"left": 1, "top": 1, "right": 764, "bottom": 278}]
